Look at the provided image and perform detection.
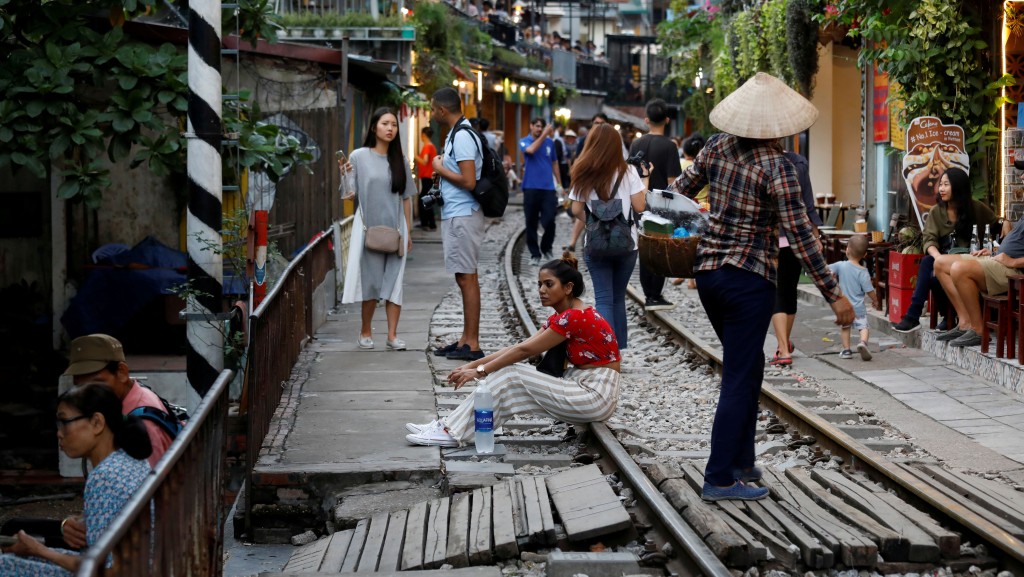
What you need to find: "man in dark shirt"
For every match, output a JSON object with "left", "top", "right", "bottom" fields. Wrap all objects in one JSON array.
[{"left": 629, "top": 98, "right": 682, "bottom": 311}]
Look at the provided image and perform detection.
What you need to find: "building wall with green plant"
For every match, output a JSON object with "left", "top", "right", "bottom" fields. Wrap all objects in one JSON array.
[{"left": 658, "top": 0, "right": 1013, "bottom": 198}]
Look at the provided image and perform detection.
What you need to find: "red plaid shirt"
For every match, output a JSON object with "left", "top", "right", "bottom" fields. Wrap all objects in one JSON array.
[{"left": 671, "top": 133, "right": 842, "bottom": 303}]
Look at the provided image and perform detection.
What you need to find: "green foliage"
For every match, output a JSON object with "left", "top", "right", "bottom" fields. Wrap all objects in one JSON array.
[
  {"left": 411, "top": 1, "right": 456, "bottom": 94},
  {"left": 470, "top": 28, "right": 494, "bottom": 63},
  {"left": 816, "top": 0, "right": 1014, "bottom": 191},
  {"left": 229, "top": 0, "right": 282, "bottom": 47},
  {"left": 494, "top": 47, "right": 527, "bottom": 68},
  {"left": 0, "top": 0, "right": 278, "bottom": 208},
  {"left": 786, "top": 0, "right": 819, "bottom": 96},
  {"left": 223, "top": 92, "right": 315, "bottom": 183}
]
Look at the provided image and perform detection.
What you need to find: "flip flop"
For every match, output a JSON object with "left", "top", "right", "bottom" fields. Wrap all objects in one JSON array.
[{"left": 769, "top": 353, "right": 792, "bottom": 367}]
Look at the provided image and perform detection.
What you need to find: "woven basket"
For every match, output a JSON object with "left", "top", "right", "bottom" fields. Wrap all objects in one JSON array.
[{"left": 638, "top": 233, "right": 699, "bottom": 278}]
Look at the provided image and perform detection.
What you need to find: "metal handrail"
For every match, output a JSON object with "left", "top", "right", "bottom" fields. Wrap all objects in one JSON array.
[
  {"left": 241, "top": 226, "right": 338, "bottom": 536},
  {"left": 77, "top": 369, "right": 234, "bottom": 576}
]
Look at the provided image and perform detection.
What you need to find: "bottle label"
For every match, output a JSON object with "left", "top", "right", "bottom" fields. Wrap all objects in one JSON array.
[{"left": 475, "top": 410, "right": 493, "bottom": 432}]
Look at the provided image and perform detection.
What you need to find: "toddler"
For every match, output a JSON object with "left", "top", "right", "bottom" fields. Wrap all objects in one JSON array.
[{"left": 828, "top": 234, "right": 880, "bottom": 360}]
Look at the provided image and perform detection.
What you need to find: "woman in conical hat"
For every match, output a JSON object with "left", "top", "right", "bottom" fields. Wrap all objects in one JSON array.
[{"left": 670, "top": 72, "right": 854, "bottom": 502}]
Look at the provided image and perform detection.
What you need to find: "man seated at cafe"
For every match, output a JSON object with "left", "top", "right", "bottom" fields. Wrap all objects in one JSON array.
[{"left": 932, "top": 219, "right": 1019, "bottom": 348}]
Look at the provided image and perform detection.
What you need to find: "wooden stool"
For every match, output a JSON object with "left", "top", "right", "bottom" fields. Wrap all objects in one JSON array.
[
  {"left": 981, "top": 290, "right": 1013, "bottom": 358},
  {"left": 928, "top": 292, "right": 956, "bottom": 330}
]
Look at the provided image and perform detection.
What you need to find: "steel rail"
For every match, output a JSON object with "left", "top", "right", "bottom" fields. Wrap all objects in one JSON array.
[
  {"left": 627, "top": 283, "right": 1024, "bottom": 565},
  {"left": 503, "top": 229, "right": 733, "bottom": 577}
]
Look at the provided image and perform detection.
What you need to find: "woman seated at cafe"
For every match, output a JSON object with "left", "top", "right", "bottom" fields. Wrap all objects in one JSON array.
[{"left": 892, "top": 167, "right": 1000, "bottom": 333}]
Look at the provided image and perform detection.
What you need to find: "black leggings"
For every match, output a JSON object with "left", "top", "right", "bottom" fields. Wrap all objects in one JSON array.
[
  {"left": 418, "top": 177, "right": 436, "bottom": 229},
  {"left": 774, "top": 246, "right": 802, "bottom": 315}
]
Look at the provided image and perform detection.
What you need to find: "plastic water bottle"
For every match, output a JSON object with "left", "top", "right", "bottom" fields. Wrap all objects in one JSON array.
[{"left": 474, "top": 378, "right": 494, "bottom": 454}]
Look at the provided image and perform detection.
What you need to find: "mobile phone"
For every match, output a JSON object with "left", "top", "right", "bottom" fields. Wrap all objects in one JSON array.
[{"left": 335, "top": 150, "right": 346, "bottom": 162}]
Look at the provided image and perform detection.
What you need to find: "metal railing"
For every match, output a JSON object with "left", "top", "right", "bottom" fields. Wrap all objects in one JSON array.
[
  {"left": 77, "top": 369, "right": 234, "bottom": 576},
  {"left": 241, "top": 227, "right": 336, "bottom": 533}
]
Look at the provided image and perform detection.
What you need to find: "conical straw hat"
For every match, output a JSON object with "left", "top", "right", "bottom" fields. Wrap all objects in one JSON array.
[{"left": 709, "top": 72, "right": 819, "bottom": 139}]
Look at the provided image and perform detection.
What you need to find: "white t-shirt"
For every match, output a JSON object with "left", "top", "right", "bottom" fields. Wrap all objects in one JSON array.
[{"left": 569, "top": 166, "right": 646, "bottom": 246}]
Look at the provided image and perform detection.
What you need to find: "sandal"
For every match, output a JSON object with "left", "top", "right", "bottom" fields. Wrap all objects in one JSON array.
[{"left": 769, "top": 351, "right": 792, "bottom": 367}]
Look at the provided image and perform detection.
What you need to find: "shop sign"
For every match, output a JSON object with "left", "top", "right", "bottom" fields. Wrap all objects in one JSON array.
[
  {"left": 873, "top": 66, "right": 889, "bottom": 143},
  {"left": 901, "top": 116, "right": 968, "bottom": 228}
]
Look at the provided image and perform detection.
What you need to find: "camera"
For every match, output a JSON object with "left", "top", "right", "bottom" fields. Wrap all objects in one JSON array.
[
  {"left": 627, "top": 150, "right": 651, "bottom": 177},
  {"left": 422, "top": 183, "right": 444, "bottom": 209}
]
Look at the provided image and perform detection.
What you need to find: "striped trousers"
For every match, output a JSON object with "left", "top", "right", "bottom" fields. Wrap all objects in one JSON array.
[{"left": 444, "top": 365, "right": 620, "bottom": 446}]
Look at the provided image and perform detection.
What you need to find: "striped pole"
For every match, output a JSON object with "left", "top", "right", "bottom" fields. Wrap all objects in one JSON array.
[{"left": 186, "top": 0, "right": 224, "bottom": 399}]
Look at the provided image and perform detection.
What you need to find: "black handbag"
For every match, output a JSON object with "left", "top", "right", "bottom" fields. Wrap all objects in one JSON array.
[{"left": 536, "top": 341, "right": 568, "bottom": 377}]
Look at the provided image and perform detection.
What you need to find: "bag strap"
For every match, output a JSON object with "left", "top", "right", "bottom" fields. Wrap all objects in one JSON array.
[
  {"left": 128, "top": 406, "right": 181, "bottom": 440},
  {"left": 354, "top": 152, "right": 403, "bottom": 232},
  {"left": 447, "top": 121, "right": 483, "bottom": 159}
]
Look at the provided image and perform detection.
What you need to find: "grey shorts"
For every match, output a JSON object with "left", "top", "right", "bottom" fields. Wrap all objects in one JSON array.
[{"left": 442, "top": 211, "right": 486, "bottom": 274}]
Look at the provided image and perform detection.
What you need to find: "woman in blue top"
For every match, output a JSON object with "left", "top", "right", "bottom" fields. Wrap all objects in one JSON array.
[{"left": 1, "top": 384, "right": 151, "bottom": 576}]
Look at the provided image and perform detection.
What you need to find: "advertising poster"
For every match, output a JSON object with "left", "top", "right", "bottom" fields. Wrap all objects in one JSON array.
[
  {"left": 901, "top": 116, "right": 969, "bottom": 229},
  {"left": 873, "top": 66, "right": 889, "bottom": 143}
]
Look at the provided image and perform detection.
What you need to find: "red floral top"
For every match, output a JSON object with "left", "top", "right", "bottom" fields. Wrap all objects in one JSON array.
[{"left": 543, "top": 307, "right": 620, "bottom": 366}]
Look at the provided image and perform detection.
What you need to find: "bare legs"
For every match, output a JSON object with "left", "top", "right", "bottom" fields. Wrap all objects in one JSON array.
[
  {"left": 771, "top": 312, "right": 795, "bottom": 361},
  {"left": 455, "top": 272, "right": 481, "bottom": 350},
  {"left": 934, "top": 255, "right": 987, "bottom": 330},
  {"left": 361, "top": 300, "right": 403, "bottom": 341}
]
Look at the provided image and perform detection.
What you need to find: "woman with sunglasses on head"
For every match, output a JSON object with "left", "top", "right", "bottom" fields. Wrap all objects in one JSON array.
[
  {"left": 405, "top": 253, "right": 620, "bottom": 447},
  {"left": 1, "top": 384, "right": 151, "bottom": 575}
]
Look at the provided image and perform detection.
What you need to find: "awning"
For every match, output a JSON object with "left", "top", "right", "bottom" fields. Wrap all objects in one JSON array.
[
  {"left": 602, "top": 104, "right": 647, "bottom": 129},
  {"left": 349, "top": 55, "right": 403, "bottom": 77}
]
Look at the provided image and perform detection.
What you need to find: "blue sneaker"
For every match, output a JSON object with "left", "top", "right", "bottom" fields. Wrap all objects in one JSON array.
[
  {"left": 733, "top": 466, "right": 762, "bottom": 483},
  {"left": 701, "top": 481, "right": 769, "bottom": 502}
]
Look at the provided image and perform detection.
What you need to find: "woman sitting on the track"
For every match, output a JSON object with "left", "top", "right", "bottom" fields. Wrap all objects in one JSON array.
[
  {"left": 405, "top": 252, "right": 621, "bottom": 447},
  {"left": 0, "top": 384, "right": 151, "bottom": 576}
]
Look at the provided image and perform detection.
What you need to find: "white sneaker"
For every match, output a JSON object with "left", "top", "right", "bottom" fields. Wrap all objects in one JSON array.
[
  {"left": 857, "top": 341, "right": 872, "bottom": 361},
  {"left": 405, "top": 420, "right": 458, "bottom": 447},
  {"left": 405, "top": 419, "right": 442, "bottom": 434}
]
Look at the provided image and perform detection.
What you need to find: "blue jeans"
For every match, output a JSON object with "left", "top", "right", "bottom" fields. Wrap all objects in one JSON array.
[
  {"left": 585, "top": 250, "right": 638, "bottom": 349},
  {"left": 696, "top": 266, "right": 775, "bottom": 486},
  {"left": 523, "top": 188, "right": 557, "bottom": 258}
]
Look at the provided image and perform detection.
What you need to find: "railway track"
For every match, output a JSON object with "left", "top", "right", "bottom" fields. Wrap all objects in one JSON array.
[{"left": 476, "top": 222, "right": 1024, "bottom": 575}]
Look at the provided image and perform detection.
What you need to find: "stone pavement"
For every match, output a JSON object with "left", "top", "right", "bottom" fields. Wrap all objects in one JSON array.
[{"left": 757, "top": 283, "right": 1024, "bottom": 484}]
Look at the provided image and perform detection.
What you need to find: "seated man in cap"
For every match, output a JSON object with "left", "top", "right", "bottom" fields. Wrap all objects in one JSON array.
[
  {"left": 670, "top": 73, "right": 853, "bottom": 502},
  {"left": 53, "top": 334, "right": 176, "bottom": 548}
]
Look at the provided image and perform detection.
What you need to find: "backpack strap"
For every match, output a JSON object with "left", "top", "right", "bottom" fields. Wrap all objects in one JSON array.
[
  {"left": 128, "top": 406, "right": 182, "bottom": 440},
  {"left": 447, "top": 122, "right": 483, "bottom": 159},
  {"left": 585, "top": 170, "right": 627, "bottom": 218}
]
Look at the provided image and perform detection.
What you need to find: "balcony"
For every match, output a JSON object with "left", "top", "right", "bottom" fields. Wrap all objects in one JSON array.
[{"left": 278, "top": 26, "right": 415, "bottom": 41}]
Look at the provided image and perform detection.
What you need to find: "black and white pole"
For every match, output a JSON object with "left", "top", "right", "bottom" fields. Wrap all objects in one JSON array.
[{"left": 186, "top": 0, "right": 224, "bottom": 399}]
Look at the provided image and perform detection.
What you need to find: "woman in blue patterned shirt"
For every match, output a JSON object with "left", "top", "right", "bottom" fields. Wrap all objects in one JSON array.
[{"left": 0, "top": 384, "right": 151, "bottom": 575}]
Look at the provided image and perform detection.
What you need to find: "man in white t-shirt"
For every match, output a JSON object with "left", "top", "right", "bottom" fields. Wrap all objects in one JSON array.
[{"left": 430, "top": 87, "right": 486, "bottom": 361}]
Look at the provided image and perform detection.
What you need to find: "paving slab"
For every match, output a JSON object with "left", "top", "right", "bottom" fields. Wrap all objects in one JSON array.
[{"left": 545, "top": 464, "right": 631, "bottom": 542}]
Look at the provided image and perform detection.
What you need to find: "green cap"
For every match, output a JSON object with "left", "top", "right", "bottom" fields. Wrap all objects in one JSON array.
[{"left": 64, "top": 334, "right": 125, "bottom": 376}]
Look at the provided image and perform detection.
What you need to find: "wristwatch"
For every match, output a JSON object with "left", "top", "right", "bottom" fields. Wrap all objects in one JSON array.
[{"left": 476, "top": 365, "right": 488, "bottom": 377}]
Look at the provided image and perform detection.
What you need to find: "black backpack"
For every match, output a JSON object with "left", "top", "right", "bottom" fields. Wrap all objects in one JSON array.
[
  {"left": 584, "top": 172, "right": 634, "bottom": 259},
  {"left": 449, "top": 123, "right": 510, "bottom": 218}
]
